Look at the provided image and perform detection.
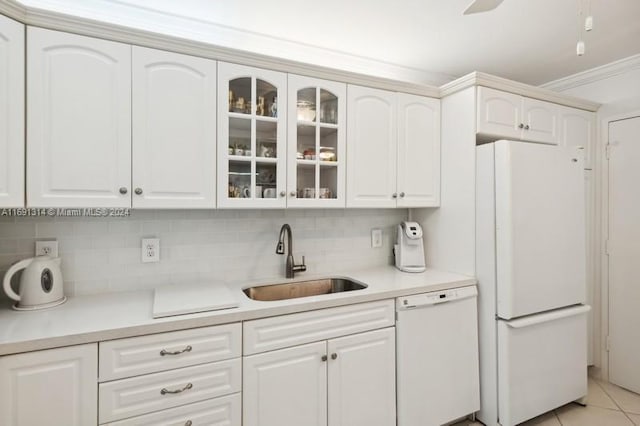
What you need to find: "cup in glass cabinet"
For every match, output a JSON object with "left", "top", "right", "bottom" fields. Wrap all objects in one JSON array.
[
  {"left": 319, "top": 188, "right": 331, "bottom": 199},
  {"left": 264, "top": 188, "right": 276, "bottom": 198}
]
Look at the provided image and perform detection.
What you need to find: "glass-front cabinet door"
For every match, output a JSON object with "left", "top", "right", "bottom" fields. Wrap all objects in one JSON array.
[
  {"left": 218, "top": 62, "right": 287, "bottom": 208},
  {"left": 287, "top": 75, "right": 346, "bottom": 208}
]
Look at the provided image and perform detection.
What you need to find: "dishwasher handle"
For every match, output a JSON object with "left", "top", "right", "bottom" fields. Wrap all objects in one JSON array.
[{"left": 396, "top": 285, "right": 477, "bottom": 310}]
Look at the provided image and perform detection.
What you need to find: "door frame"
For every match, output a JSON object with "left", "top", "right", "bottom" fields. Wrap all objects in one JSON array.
[{"left": 599, "top": 110, "right": 640, "bottom": 381}]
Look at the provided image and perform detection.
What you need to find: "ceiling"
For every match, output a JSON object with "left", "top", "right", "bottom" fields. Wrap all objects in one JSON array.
[{"left": 17, "top": 0, "right": 640, "bottom": 86}]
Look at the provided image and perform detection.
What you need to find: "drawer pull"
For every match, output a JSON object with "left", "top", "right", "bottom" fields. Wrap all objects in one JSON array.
[
  {"left": 160, "top": 382, "right": 193, "bottom": 395},
  {"left": 160, "top": 345, "right": 192, "bottom": 356},
  {"left": 185, "top": 421, "right": 193, "bottom": 426}
]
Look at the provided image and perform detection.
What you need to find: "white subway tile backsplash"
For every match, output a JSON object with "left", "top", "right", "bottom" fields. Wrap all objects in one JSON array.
[{"left": 0, "top": 209, "right": 405, "bottom": 299}]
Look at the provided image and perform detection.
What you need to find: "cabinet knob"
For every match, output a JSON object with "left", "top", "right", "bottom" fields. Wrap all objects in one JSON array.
[
  {"left": 518, "top": 123, "right": 524, "bottom": 129},
  {"left": 185, "top": 421, "right": 192, "bottom": 426},
  {"left": 331, "top": 353, "right": 338, "bottom": 360},
  {"left": 392, "top": 193, "right": 398, "bottom": 199},
  {"left": 400, "top": 192, "right": 405, "bottom": 198},
  {"left": 119, "top": 187, "right": 128, "bottom": 195},
  {"left": 290, "top": 191, "right": 297, "bottom": 197},
  {"left": 524, "top": 124, "right": 530, "bottom": 130},
  {"left": 279, "top": 191, "right": 286, "bottom": 197},
  {"left": 134, "top": 188, "right": 143, "bottom": 195},
  {"left": 321, "top": 355, "right": 328, "bottom": 362}
]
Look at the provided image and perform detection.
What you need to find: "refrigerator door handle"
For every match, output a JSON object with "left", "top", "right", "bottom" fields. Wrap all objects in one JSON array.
[{"left": 505, "top": 305, "right": 591, "bottom": 329}]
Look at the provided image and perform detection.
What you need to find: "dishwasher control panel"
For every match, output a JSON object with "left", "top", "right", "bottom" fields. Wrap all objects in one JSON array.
[{"left": 396, "top": 286, "right": 477, "bottom": 310}]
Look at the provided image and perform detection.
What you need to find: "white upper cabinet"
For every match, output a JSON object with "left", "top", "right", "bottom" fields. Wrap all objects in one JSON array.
[
  {"left": 0, "top": 344, "right": 97, "bottom": 426},
  {"left": 476, "top": 87, "right": 522, "bottom": 139},
  {"left": 477, "top": 86, "right": 559, "bottom": 145},
  {"left": 27, "top": 28, "right": 132, "bottom": 208},
  {"left": 347, "top": 85, "right": 397, "bottom": 208},
  {"left": 558, "top": 105, "right": 595, "bottom": 170},
  {"left": 396, "top": 93, "right": 440, "bottom": 207},
  {"left": 287, "top": 75, "right": 346, "bottom": 208},
  {"left": 132, "top": 46, "right": 216, "bottom": 208},
  {"left": 347, "top": 85, "right": 440, "bottom": 208},
  {"left": 217, "top": 62, "right": 287, "bottom": 208},
  {"left": 521, "top": 96, "right": 559, "bottom": 144},
  {"left": 0, "top": 15, "right": 24, "bottom": 208}
]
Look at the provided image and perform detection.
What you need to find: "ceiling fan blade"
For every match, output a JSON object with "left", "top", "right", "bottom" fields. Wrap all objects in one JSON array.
[{"left": 463, "top": 0, "right": 504, "bottom": 15}]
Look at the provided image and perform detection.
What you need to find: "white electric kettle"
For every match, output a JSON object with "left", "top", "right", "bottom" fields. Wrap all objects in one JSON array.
[{"left": 2, "top": 255, "right": 66, "bottom": 310}]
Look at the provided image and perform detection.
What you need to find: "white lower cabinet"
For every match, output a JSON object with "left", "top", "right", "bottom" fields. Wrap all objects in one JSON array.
[
  {"left": 98, "top": 323, "right": 242, "bottom": 425},
  {"left": 243, "top": 327, "right": 396, "bottom": 426},
  {"left": 243, "top": 300, "right": 395, "bottom": 426},
  {"left": 105, "top": 394, "right": 241, "bottom": 426},
  {"left": 243, "top": 341, "right": 328, "bottom": 426},
  {"left": 0, "top": 344, "right": 98, "bottom": 426}
]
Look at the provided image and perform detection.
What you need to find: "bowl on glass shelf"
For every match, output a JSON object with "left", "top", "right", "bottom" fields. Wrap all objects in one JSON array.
[{"left": 297, "top": 100, "right": 316, "bottom": 122}]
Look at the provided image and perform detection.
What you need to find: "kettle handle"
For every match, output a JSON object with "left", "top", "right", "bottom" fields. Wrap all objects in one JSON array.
[{"left": 2, "top": 258, "right": 33, "bottom": 302}]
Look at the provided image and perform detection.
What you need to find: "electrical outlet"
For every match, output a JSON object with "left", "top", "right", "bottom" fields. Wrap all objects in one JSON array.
[
  {"left": 36, "top": 240, "right": 58, "bottom": 257},
  {"left": 371, "top": 229, "right": 383, "bottom": 248},
  {"left": 142, "top": 238, "right": 160, "bottom": 263}
]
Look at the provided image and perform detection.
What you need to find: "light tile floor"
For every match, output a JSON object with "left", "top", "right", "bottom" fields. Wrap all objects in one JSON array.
[{"left": 453, "top": 377, "right": 640, "bottom": 425}]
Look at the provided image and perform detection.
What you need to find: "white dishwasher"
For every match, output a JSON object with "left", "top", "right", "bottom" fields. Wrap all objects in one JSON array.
[{"left": 396, "top": 285, "right": 480, "bottom": 426}]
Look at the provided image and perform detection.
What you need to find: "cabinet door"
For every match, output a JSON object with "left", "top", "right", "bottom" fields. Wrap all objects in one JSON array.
[
  {"left": 558, "top": 106, "right": 595, "bottom": 169},
  {"left": 287, "top": 74, "right": 346, "bottom": 208},
  {"left": 396, "top": 93, "right": 440, "bottom": 207},
  {"left": 328, "top": 328, "right": 396, "bottom": 426},
  {"left": 346, "top": 85, "right": 397, "bottom": 208},
  {"left": 27, "top": 28, "right": 131, "bottom": 207},
  {"left": 132, "top": 47, "right": 216, "bottom": 208},
  {"left": 477, "top": 86, "right": 522, "bottom": 139},
  {"left": 522, "top": 97, "right": 559, "bottom": 144},
  {"left": 243, "top": 341, "right": 327, "bottom": 426},
  {"left": 0, "top": 344, "right": 98, "bottom": 426},
  {"left": 218, "top": 62, "right": 287, "bottom": 208},
  {"left": 0, "top": 15, "right": 24, "bottom": 207}
]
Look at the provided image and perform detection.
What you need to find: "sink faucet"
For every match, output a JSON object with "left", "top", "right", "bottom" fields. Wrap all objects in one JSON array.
[{"left": 276, "top": 223, "right": 307, "bottom": 278}]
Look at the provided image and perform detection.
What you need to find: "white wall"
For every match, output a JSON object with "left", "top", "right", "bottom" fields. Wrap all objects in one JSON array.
[
  {"left": 413, "top": 87, "right": 477, "bottom": 277},
  {"left": 0, "top": 209, "right": 405, "bottom": 301}
]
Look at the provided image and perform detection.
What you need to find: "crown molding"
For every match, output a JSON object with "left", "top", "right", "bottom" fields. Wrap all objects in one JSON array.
[
  {"left": 540, "top": 54, "right": 640, "bottom": 92},
  {"left": 440, "top": 71, "right": 600, "bottom": 112},
  {"left": 0, "top": 0, "right": 26, "bottom": 20},
  {"left": 2, "top": 0, "right": 449, "bottom": 96}
]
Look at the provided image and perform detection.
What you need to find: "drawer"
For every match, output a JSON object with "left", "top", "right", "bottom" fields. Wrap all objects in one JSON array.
[
  {"left": 105, "top": 393, "right": 241, "bottom": 425},
  {"left": 99, "top": 323, "right": 241, "bottom": 381},
  {"left": 99, "top": 359, "right": 241, "bottom": 423},
  {"left": 243, "top": 299, "right": 394, "bottom": 355}
]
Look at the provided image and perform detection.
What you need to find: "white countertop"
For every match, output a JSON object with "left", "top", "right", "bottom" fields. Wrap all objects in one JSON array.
[{"left": 0, "top": 266, "right": 475, "bottom": 356}]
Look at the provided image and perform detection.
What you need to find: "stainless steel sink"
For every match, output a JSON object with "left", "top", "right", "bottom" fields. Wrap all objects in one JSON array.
[{"left": 243, "top": 278, "right": 367, "bottom": 301}]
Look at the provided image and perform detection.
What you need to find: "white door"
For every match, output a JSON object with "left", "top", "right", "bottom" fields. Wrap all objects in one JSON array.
[
  {"left": 27, "top": 28, "right": 131, "bottom": 207},
  {"left": 608, "top": 115, "right": 640, "bottom": 394},
  {"left": 476, "top": 87, "right": 522, "bottom": 140},
  {"left": 494, "top": 140, "right": 585, "bottom": 319},
  {"left": 497, "top": 306, "right": 589, "bottom": 426},
  {"left": 243, "top": 341, "right": 327, "bottom": 426},
  {"left": 396, "top": 93, "right": 440, "bottom": 207},
  {"left": 521, "top": 97, "right": 559, "bottom": 145},
  {"left": 0, "top": 344, "right": 98, "bottom": 426},
  {"left": 0, "top": 15, "right": 24, "bottom": 207},
  {"left": 346, "top": 85, "right": 397, "bottom": 208},
  {"left": 132, "top": 46, "right": 216, "bottom": 208},
  {"left": 327, "top": 328, "right": 396, "bottom": 426},
  {"left": 287, "top": 74, "right": 346, "bottom": 208}
]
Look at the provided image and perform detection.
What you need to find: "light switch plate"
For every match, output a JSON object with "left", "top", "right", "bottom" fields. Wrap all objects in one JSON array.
[{"left": 142, "top": 238, "right": 160, "bottom": 263}]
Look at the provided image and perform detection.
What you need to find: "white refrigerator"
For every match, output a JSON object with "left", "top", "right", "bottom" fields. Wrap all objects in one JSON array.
[{"left": 476, "top": 140, "right": 590, "bottom": 426}]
